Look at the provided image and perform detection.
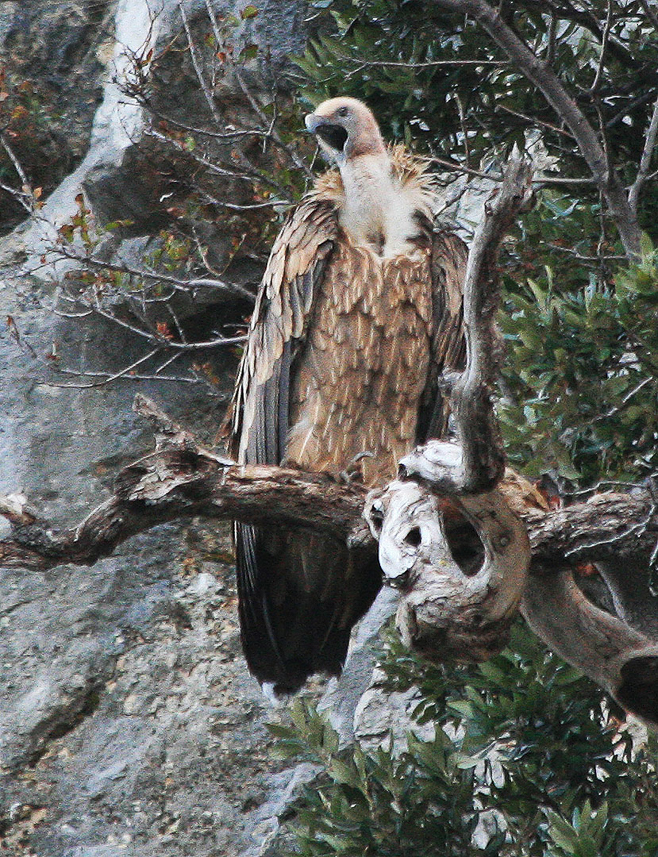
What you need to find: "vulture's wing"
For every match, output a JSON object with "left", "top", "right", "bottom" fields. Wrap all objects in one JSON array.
[
  {"left": 230, "top": 198, "right": 380, "bottom": 695},
  {"left": 230, "top": 197, "right": 338, "bottom": 464},
  {"left": 416, "top": 229, "right": 468, "bottom": 442}
]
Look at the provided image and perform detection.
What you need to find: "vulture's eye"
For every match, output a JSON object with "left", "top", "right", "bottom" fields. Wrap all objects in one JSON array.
[{"left": 337, "top": 106, "right": 349, "bottom": 117}]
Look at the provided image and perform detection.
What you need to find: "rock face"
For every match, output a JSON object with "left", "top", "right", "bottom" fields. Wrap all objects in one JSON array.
[
  {"left": 0, "top": 3, "right": 345, "bottom": 855},
  {"left": 0, "top": 1, "right": 114, "bottom": 235},
  {"left": 0, "top": 3, "right": 431, "bottom": 854}
]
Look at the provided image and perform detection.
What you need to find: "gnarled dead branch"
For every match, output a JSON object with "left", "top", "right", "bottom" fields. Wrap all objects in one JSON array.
[
  {"left": 522, "top": 572, "right": 658, "bottom": 728},
  {"left": 362, "top": 157, "right": 534, "bottom": 662}
]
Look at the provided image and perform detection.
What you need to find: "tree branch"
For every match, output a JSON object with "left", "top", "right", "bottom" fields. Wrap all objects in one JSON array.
[
  {"left": 430, "top": 0, "right": 643, "bottom": 257},
  {"left": 444, "top": 156, "right": 534, "bottom": 492},
  {"left": 522, "top": 571, "right": 658, "bottom": 728},
  {"left": 1, "top": 398, "right": 656, "bottom": 575},
  {"left": 629, "top": 95, "right": 658, "bottom": 220},
  {"left": 0, "top": 395, "right": 369, "bottom": 572}
]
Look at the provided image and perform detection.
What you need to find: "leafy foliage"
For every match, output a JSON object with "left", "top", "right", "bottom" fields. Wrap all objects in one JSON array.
[
  {"left": 298, "top": 0, "right": 658, "bottom": 185},
  {"left": 275, "top": 626, "right": 658, "bottom": 856},
  {"left": 500, "top": 240, "right": 658, "bottom": 483}
]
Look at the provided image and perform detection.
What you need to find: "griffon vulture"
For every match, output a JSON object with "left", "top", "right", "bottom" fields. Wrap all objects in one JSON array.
[{"left": 230, "top": 97, "right": 466, "bottom": 694}]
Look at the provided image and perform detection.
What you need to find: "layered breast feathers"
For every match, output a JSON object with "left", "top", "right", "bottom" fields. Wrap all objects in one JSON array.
[{"left": 229, "top": 127, "right": 466, "bottom": 695}]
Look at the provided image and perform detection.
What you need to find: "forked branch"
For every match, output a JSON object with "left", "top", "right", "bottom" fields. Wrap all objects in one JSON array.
[{"left": 362, "top": 158, "right": 534, "bottom": 660}]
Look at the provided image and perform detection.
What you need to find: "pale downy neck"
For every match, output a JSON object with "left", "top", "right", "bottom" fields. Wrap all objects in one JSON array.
[{"left": 337, "top": 151, "right": 428, "bottom": 257}]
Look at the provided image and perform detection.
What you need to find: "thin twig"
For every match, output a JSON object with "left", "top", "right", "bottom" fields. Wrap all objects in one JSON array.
[
  {"left": 595, "top": 376, "right": 654, "bottom": 422},
  {"left": 52, "top": 347, "right": 163, "bottom": 389},
  {"left": 0, "top": 181, "right": 33, "bottom": 213},
  {"left": 178, "top": 1, "right": 222, "bottom": 126},
  {"left": 629, "top": 95, "right": 658, "bottom": 218},
  {"left": 56, "top": 291, "right": 247, "bottom": 350},
  {"left": 588, "top": 0, "right": 613, "bottom": 96},
  {"left": 234, "top": 72, "right": 313, "bottom": 180},
  {"left": 54, "top": 246, "right": 255, "bottom": 301},
  {"left": 0, "top": 132, "right": 32, "bottom": 193},
  {"left": 547, "top": 242, "right": 626, "bottom": 262},
  {"left": 145, "top": 126, "right": 291, "bottom": 197},
  {"left": 349, "top": 57, "right": 509, "bottom": 69},
  {"left": 195, "top": 187, "right": 284, "bottom": 212},
  {"left": 496, "top": 103, "right": 574, "bottom": 139}
]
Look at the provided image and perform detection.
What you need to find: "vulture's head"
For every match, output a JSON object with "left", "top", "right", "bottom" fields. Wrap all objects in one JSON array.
[{"left": 305, "top": 97, "right": 386, "bottom": 164}]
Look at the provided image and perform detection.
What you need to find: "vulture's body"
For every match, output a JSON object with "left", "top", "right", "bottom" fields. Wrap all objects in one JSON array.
[{"left": 230, "top": 98, "right": 466, "bottom": 694}]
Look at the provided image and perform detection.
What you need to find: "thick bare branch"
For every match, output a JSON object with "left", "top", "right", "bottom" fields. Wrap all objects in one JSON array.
[
  {"left": 522, "top": 571, "right": 658, "bottom": 728},
  {"left": 523, "top": 491, "right": 658, "bottom": 566},
  {"left": 444, "top": 156, "right": 534, "bottom": 492},
  {"left": 1, "top": 399, "right": 656, "bottom": 575},
  {"left": 357, "top": 158, "right": 534, "bottom": 662},
  {"left": 365, "top": 446, "right": 530, "bottom": 663},
  {"left": 0, "top": 396, "right": 369, "bottom": 572}
]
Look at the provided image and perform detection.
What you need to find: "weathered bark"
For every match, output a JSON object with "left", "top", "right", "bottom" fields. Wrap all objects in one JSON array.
[
  {"left": 522, "top": 572, "right": 658, "bottom": 727},
  {"left": 1, "top": 426, "right": 655, "bottom": 573},
  {"left": 523, "top": 491, "right": 658, "bottom": 565},
  {"left": 447, "top": 157, "right": 534, "bottom": 492},
  {"left": 365, "top": 446, "right": 530, "bottom": 662},
  {"left": 0, "top": 395, "right": 369, "bottom": 571}
]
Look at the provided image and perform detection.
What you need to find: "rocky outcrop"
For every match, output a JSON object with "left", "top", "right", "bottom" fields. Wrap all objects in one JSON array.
[
  {"left": 0, "top": 1, "right": 115, "bottom": 235},
  {"left": 0, "top": 3, "right": 338, "bottom": 855}
]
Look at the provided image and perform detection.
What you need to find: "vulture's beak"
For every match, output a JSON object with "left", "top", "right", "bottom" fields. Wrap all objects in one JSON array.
[
  {"left": 304, "top": 113, "right": 322, "bottom": 133},
  {"left": 305, "top": 113, "right": 349, "bottom": 153}
]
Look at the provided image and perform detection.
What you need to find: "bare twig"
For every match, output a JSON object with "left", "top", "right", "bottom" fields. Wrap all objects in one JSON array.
[
  {"left": 588, "top": 0, "right": 613, "bottom": 96},
  {"left": 55, "top": 290, "right": 246, "bottom": 350},
  {"left": 495, "top": 102, "right": 574, "bottom": 139},
  {"left": 0, "top": 181, "right": 34, "bottom": 213},
  {"left": 53, "top": 245, "right": 256, "bottom": 302},
  {"left": 546, "top": 242, "right": 626, "bottom": 262},
  {"left": 234, "top": 72, "right": 313, "bottom": 181},
  {"left": 348, "top": 57, "right": 509, "bottom": 69},
  {"left": 145, "top": 126, "right": 292, "bottom": 199},
  {"left": 0, "top": 132, "right": 33, "bottom": 196},
  {"left": 178, "top": 1, "right": 222, "bottom": 126},
  {"left": 629, "top": 95, "right": 658, "bottom": 219},
  {"left": 429, "top": 156, "right": 503, "bottom": 182},
  {"left": 52, "top": 346, "right": 163, "bottom": 389}
]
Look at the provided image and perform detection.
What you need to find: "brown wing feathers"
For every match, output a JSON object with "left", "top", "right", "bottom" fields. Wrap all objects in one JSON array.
[{"left": 232, "top": 198, "right": 366, "bottom": 693}]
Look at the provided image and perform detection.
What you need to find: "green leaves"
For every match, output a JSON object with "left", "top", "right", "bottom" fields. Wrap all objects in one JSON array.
[
  {"left": 500, "top": 243, "right": 658, "bottom": 484},
  {"left": 274, "top": 625, "right": 658, "bottom": 856},
  {"left": 546, "top": 802, "right": 610, "bottom": 857}
]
